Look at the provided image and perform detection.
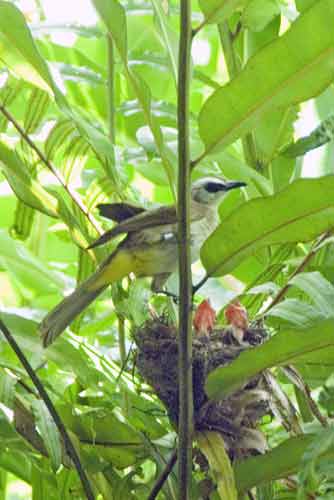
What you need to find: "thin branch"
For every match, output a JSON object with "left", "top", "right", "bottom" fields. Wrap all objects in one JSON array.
[
  {"left": 147, "top": 449, "right": 178, "bottom": 500},
  {"left": 177, "top": 0, "right": 193, "bottom": 498},
  {"left": 261, "top": 231, "right": 331, "bottom": 316},
  {"left": 0, "top": 318, "right": 95, "bottom": 500},
  {"left": 0, "top": 104, "right": 102, "bottom": 236},
  {"left": 80, "top": 439, "right": 142, "bottom": 447}
]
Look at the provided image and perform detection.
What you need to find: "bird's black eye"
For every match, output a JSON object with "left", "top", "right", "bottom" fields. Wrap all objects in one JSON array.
[{"left": 205, "top": 182, "right": 225, "bottom": 193}]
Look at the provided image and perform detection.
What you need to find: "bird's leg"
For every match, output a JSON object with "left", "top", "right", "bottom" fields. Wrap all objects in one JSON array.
[
  {"left": 151, "top": 273, "right": 171, "bottom": 292},
  {"left": 151, "top": 273, "right": 180, "bottom": 304}
]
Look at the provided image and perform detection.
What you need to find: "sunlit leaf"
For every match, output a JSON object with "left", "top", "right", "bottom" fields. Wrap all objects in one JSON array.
[
  {"left": 198, "top": 0, "right": 252, "bottom": 26},
  {"left": 201, "top": 176, "right": 334, "bottom": 277},
  {"left": 198, "top": 0, "right": 334, "bottom": 157}
]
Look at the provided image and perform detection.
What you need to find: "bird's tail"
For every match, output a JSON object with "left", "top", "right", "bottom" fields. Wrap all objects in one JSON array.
[
  {"left": 40, "top": 275, "right": 107, "bottom": 348},
  {"left": 40, "top": 249, "right": 132, "bottom": 347}
]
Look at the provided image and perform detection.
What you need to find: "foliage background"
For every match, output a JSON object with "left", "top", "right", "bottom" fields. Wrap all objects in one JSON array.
[{"left": 0, "top": 0, "right": 334, "bottom": 498}]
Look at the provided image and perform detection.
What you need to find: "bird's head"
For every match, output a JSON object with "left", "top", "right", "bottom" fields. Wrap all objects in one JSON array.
[{"left": 191, "top": 177, "right": 246, "bottom": 205}]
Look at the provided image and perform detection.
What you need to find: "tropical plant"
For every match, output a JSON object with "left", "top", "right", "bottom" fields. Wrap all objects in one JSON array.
[{"left": 0, "top": 0, "right": 334, "bottom": 499}]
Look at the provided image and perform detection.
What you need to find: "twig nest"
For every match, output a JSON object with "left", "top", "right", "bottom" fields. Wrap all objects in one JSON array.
[{"left": 134, "top": 319, "right": 270, "bottom": 460}]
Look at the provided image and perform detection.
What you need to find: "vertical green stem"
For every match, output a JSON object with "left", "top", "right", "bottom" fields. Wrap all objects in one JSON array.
[
  {"left": 107, "top": 37, "right": 116, "bottom": 144},
  {"left": 177, "top": 0, "right": 193, "bottom": 498},
  {"left": 218, "top": 23, "right": 259, "bottom": 171},
  {"left": 106, "top": 35, "right": 128, "bottom": 412}
]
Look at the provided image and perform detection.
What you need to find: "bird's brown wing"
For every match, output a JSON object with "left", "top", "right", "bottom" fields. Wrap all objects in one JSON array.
[
  {"left": 87, "top": 203, "right": 205, "bottom": 250},
  {"left": 97, "top": 202, "right": 145, "bottom": 222}
]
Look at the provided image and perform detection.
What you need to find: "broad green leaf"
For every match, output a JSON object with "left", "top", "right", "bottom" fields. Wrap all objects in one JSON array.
[
  {"left": 234, "top": 434, "right": 318, "bottom": 493},
  {"left": 201, "top": 176, "right": 334, "bottom": 277},
  {"left": 267, "top": 298, "right": 322, "bottom": 326},
  {"left": 198, "top": 0, "right": 334, "bottom": 157},
  {"left": 298, "top": 426, "right": 334, "bottom": 496},
  {"left": 58, "top": 404, "right": 145, "bottom": 469},
  {"left": 197, "top": 431, "right": 237, "bottom": 500},
  {"left": 206, "top": 318, "right": 334, "bottom": 399},
  {"left": 32, "top": 400, "right": 62, "bottom": 471},
  {"left": 290, "top": 272, "right": 334, "bottom": 317},
  {"left": 0, "top": 142, "right": 59, "bottom": 218},
  {"left": 242, "top": 0, "right": 280, "bottom": 32},
  {"left": 198, "top": 0, "right": 252, "bottom": 26},
  {"left": 0, "top": 2, "right": 57, "bottom": 94},
  {"left": 0, "top": 229, "right": 67, "bottom": 295}
]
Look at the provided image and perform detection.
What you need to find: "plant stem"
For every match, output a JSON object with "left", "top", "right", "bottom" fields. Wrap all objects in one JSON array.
[
  {"left": 106, "top": 37, "right": 129, "bottom": 413},
  {"left": 0, "top": 318, "right": 95, "bottom": 500},
  {"left": 107, "top": 36, "right": 116, "bottom": 145},
  {"left": 261, "top": 231, "right": 331, "bottom": 316},
  {"left": 0, "top": 104, "right": 102, "bottom": 236},
  {"left": 147, "top": 450, "right": 178, "bottom": 500},
  {"left": 177, "top": 0, "right": 193, "bottom": 498},
  {"left": 218, "top": 23, "right": 259, "bottom": 171}
]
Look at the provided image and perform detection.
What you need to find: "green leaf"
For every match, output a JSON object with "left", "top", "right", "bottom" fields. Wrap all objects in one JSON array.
[
  {"left": 282, "top": 113, "right": 334, "bottom": 158},
  {"left": 0, "top": 142, "right": 90, "bottom": 247},
  {"left": 206, "top": 318, "right": 334, "bottom": 399},
  {"left": 92, "top": 0, "right": 176, "bottom": 194},
  {"left": 267, "top": 298, "right": 322, "bottom": 326},
  {"left": 290, "top": 271, "right": 334, "bottom": 317},
  {"left": 0, "top": 142, "right": 59, "bottom": 218},
  {"left": 92, "top": 0, "right": 127, "bottom": 61},
  {"left": 197, "top": 431, "right": 237, "bottom": 500},
  {"left": 32, "top": 400, "right": 62, "bottom": 472},
  {"left": 242, "top": 0, "right": 280, "bottom": 32},
  {"left": 198, "top": 0, "right": 334, "bottom": 157},
  {"left": 201, "top": 176, "right": 334, "bottom": 277},
  {"left": 0, "top": 229, "right": 67, "bottom": 295},
  {"left": 298, "top": 426, "right": 334, "bottom": 497},
  {"left": 0, "top": 373, "right": 15, "bottom": 408},
  {"left": 0, "top": 1, "right": 58, "bottom": 94},
  {"left": 198, "top": 0, "right": 252, "bottom": 26},
  {"left": 151, "top": 0, "right": 178, "bottom": 85},
  {"left": 234, "top": 434, "right": 318, "bottom": 493}
]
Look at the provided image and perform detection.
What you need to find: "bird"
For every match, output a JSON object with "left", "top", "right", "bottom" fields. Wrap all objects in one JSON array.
[{"left": 39, "top": 177, "right": 246, "bottom": 347}]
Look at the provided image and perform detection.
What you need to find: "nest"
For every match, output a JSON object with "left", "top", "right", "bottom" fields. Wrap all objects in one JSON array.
[{"left": 135, "top": 319, "right": 271, "bottom": 460}]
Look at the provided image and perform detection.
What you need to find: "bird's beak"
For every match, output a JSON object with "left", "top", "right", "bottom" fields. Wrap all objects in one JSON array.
[{"left": 224, "top": 180, "right": 247, "bottom": 191}]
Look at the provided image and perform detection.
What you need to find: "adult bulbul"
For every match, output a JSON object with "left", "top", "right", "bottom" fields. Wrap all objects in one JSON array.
[{"left": 40, "top": 177, "right": 246, "bottom": 347}]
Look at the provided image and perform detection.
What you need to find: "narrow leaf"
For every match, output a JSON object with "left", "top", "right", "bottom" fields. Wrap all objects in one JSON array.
[
  {"left": 197, "top": 431, "right": 237, "bottom": 500},
  {"left": 283, "top": 114, "right": 334, "bottom": 158},
  {"left": 32, "top": 400, "right": 62, "bottom": 472}
]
